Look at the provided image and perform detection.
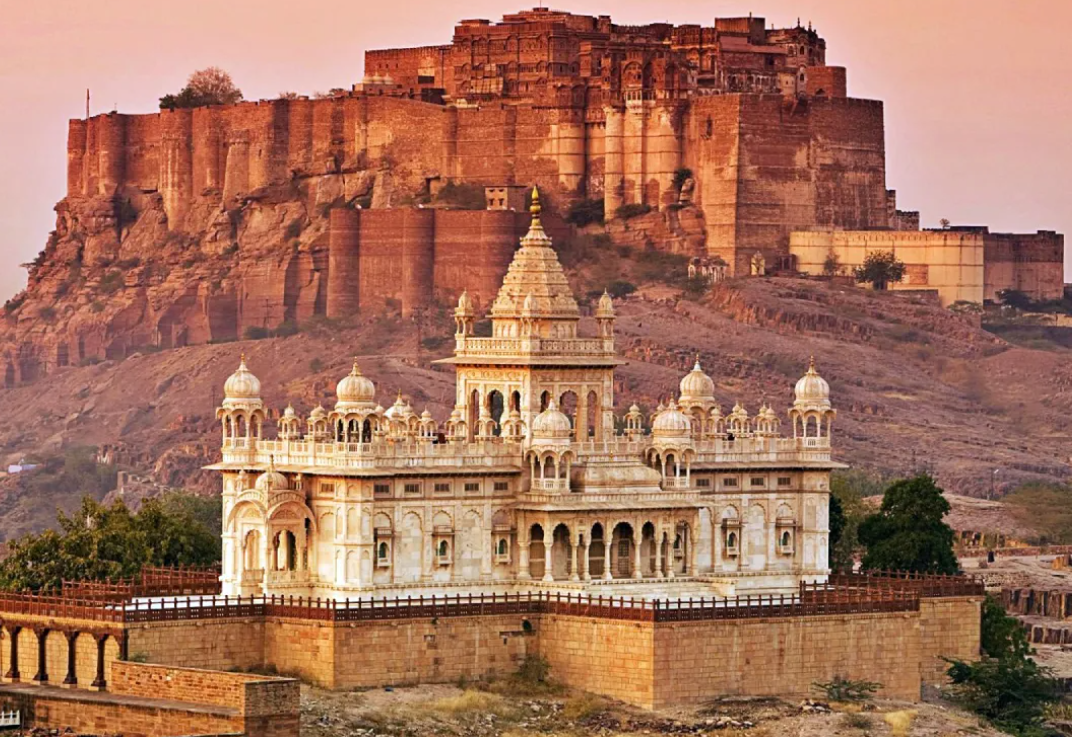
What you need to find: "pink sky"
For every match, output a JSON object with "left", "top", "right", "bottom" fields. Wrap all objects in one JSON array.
[{"left": 1, "top": 0, "right": 1070, "bottom": 301}]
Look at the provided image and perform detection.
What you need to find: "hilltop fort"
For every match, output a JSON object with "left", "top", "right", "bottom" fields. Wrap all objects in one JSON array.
[{"left": 1, "top": 7, "right": 1063, "bottom": 384}]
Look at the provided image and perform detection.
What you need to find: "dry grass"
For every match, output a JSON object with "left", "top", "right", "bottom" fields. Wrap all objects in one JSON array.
[
  {"left": 883, "top": 709, "right": 917, "bottom": 736},
  {"left": 842, "top": 711, "right": 873, "bottom": 730},
  {"left": 562, "top": 692, "right": 608, "bottom": 721},
  {"left": 418, "top": 689, "right": 514, "bottom": 717}
]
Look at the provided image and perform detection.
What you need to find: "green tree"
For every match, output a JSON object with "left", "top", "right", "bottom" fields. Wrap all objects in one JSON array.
[
  {"left": 858, "top": 474, "right": 958, "bottom": 574},
  {"left": 828, "top": 470, "right": 880, "bottom": 571},
  {"left": 853, "top": 250, "right": 906, "bottom": 291},
  {"left": 944, "top": 594, "right": 1060, "bottom": 735},
  {"left": 822, "top": 249, "right": 841, "bottom": 277},
  {"left": 0, "top": 494, "right": 220, "bottom": 592},
  {"left": 160, "top": 67, "right": 243, "bottom": 109}
]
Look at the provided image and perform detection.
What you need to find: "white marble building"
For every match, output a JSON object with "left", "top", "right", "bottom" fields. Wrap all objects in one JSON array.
[{"left": 211, "top": 190, "right": 841, "bottom": 599}]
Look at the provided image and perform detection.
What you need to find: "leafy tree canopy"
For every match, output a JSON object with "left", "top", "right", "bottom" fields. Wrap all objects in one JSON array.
[
  {"left": 858, "top": 474, "right": 958, "bottom": 574},
  {"left": 160, "top": 67, "right": 243, "bottom": 109},
  {"left": 853, "top": 250, "right": 906, "bottom": 291},
  {"left": 0, "top": 492, "right": 221, "bottom": 593}
]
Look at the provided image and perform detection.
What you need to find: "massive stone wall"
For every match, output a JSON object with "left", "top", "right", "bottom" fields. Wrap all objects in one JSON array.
[
  {"left": 789, "top": 229, "right": 1064, "bottom": 306},
  {"left": 684, "top": 95, "right": 888, "bottom": 276}
]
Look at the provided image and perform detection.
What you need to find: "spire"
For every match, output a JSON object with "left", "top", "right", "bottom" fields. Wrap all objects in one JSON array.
[{"left": 530, "top": 185, "right": 541, "bottom": 220}]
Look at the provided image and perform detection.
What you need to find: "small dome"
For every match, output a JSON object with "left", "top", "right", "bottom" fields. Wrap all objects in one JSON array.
[
  {"left": 309, "top": 404, "right": 327, "bottom": 421},
  {"left": 455, "top": 290, "right": 474, "bottom": 316},
  {"left": 652, "top": 400, "right": 692, "bottom": 437},
  {"left": 794, "top": 357, "right": 831, "bottom": 409},
  {"left": 532, "top": 400, "right": 573, "bottom": 439},
  {"left": 596, "top": 290, "right": 614, "bottom": 317},
  {"left": 336, "top": 361, "right": 376, "bottom": 407},
  {"left": 628, "top": 403, "right": 641, "bottom": 413},
  {"left": 254, "top": 459, "right": 288, "bottom": 492},
  {"left": 710, "top": 405, "right": 723, "bottom": 419},
  {"left": 384, "top": 392, "right": 407, "bottom": 420},
  {"left": 679, "top": 359, "right": 715, "bottom": 403},
  {"left": 282, "top": 404, "right": 297, "bottom": 420},
  {"left": 223, "top": 355, "right": 261, "bottom": 403},
  {"left": 421, "top": 409, "right": 433, "bottom": 421}
]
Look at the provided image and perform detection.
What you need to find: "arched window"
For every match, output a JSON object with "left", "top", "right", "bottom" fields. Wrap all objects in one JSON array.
[
  {"left": 378, "top": 541, "right": 389, "bottom": 560},
  {"left": 438, "top": 540, "right": 449, "bottom": 558},
  {"left": 497, "top": 538, "right": 508, "bottom": 556},
  {"left": 781, "top": 531, "right": 791, "bottom": 547},
  {"left": 727, "top": 532, "right": 738, "bottom": 549}
]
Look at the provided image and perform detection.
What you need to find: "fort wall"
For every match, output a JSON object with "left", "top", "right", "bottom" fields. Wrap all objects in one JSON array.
[{"left": 789, "top": 229, "right": 1064, "bottom": 306}]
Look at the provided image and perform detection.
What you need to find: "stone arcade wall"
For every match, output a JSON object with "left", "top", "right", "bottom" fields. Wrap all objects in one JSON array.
[{"left": 0, "top": 662, "right": 298, "bottom": 737}]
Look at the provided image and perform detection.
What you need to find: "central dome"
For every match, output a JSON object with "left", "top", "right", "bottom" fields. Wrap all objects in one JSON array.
[
  {"left": 679, "top": 359, "right": 715, "bottom": 403},
  {"left": 336, "top": 361, "right": 377, "bottom": 408}
]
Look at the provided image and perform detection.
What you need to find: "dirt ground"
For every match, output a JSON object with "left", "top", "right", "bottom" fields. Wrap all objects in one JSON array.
[{"left": 299, "top": 682, "right": 1008, "bottom": 737}]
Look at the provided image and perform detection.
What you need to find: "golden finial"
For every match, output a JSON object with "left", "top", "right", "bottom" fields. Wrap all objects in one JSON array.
[
  {"left": 239, "top": 352, "right": 247, "bottom": 367},
  {"left": 808, "top": 355, "right": 816, "bottom": 372},
  {"left": 530, "top": 186, "right": 541, "bottom": 218},
  {"left": 351, "top": 358, "right": 361, "bottom": 375}
]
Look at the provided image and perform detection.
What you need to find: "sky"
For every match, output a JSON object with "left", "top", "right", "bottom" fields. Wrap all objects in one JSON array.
[{"left": 1, "top": 0, "right": 1070, "bottom": 301}]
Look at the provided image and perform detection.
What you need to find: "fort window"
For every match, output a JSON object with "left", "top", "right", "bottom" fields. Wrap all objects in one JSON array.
[
  {"left": 434, "top": 482, "right": 451, "bottom": 494},
  {"left": 750, "top": 477, "right": 765, "bottom": 487},
  {"left": 464, "top": 481, "right": 480, "bottom": 493},
  {"left": 374, "top": 483, "right": 390, "bottom": 496},
  {"left": 777, "top": 476, "right": 792, "bottom": 487},
  {"left": 725, "top": 531, "right": 739, "bottom": 555},
  {"left": 723, "top": 477, "right": 739, "bottom": 487},
  {"left": 779, "top": 530, "right": 794, "bottom": 554},
  {"left": 696, "top": 478, "right": 711, "bottom": 488},
  {"left": 494, "top": 481, "right": 509, "bottom": 492},
  {"left": 437, "top": 540, "right": 450, "bottom": 564},
  {"left": 404, "top": 482, "right": 421, "bottom": 495},
  {"left": 377, "top": 542, "right": 391, "bottom": 567},
  {"left": 320, "top": 481, "right": 336, "bottom": 495}
]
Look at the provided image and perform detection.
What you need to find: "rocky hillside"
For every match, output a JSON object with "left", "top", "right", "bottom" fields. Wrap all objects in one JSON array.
[{"left": 0, "top": 270, "right": 1068, "bottom": 539}]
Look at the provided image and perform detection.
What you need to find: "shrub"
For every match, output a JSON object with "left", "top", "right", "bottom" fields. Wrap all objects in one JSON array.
[
  {"left": 566, "top": 198, "right": 605, "bottom": 227},
  {"left": 99, "top": 270, "right": 125, "bottom": 294},
  {"left": 997, "top": 288, "right": 1034, "bottom": 311},
  {"left": 4, "top": 294, "right": 26, "bottom": 314},
  {"left": 606, "top": 280, "right": 637, "bottom": 298},
  {"left": 822, "top": 249, "right": 841, "bottom": 277},
  {"left": 115, "top": 199, "right": 138, "bottom": 228},
  {"left": 273, "top": 321, "right": 300, "bottom": 338},
  {"left": 160, "top": 67, "right": 243, "bottom": 109},
  {"left": 38, "top": 305, "right": 57, "bottom": 321},
  {"left": 812, "top": 675, "right": 881, "bottom": 702},
  {"left": 309, "top": 358, "right": 324, "bottom": 373},
  {"left": 842, "top": 712, "right": 872, "bottom": 730},
  {"left": 243, "top": 326, "right": 270, "bottom": 340},
  {"left": 945, "top": 656, "right": 1058, "bottom": 735},
  {"left": 563, "top": 692, "right": 607, "bottom": 721},
  {"left": 615, "top": 203, "right": 652, "bottom": 220},
  {"left": 853, "top": 250, "right": 906, "bottom": 290},
  {"left": 858, "top": 474, "right": 958, "bottom": 574}
]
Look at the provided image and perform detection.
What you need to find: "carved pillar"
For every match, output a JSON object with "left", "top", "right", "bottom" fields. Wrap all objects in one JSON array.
[
  {"left": 633, "top": 525, "right": 643, "bottom": 580},
  {"left": 92, "top": 634, "right": 108, "bottom": 690},
  {"left": 33, "top": 627, "right": 49, "bottom": 683},
  {"left": 543, "top": 536, "right": 553, "bottom": 583},
  {"left": 603, "top": 525, "right": 613, "bottom": 580},
  {"left": 570, "top": 531, "right": 580, "bottom": 582},
  {"left": 5, "top": 626, "right": 21, "bottom": 682},
  {"left": 580, "top": 533, "right": 591, "bottom": 581},
  {"left": 518, "top": 533, "right": 531, "bottom": 580},
  {"left": 657, "top": 532, "right": 666, "bottom": 578},
  {"left": 667, "top": 527, "right": 676, "bottom": 579},
  {"left": 63, "top": 631, "right": 79, "bottom": 687}
]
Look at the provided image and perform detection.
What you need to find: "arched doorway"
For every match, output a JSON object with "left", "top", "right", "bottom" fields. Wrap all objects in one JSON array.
[
  {"left": 487, "top": 390, "right": 505, "bottom": 435},
  {"left": 528, "top": 524, "right": 545, "bottom": 579},
  {"left": 641, "top": 522, "right": 657, "bottom": 577},
  {"left": 551, "top": 524, "right": 572, "bottom": 579},
  {"left": 586, "top": 390, "right": 600, "bottom": 441},
  {"left": 611, "top": 522, "right": 634, "bottom": 579},
  {"left": 588, "top": 523, "right": 605, "bottom": 578}
]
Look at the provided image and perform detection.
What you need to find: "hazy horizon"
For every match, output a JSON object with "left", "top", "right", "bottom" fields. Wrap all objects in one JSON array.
[{"left": 2, "top": 0, "right": 1070, "bottom": 302}]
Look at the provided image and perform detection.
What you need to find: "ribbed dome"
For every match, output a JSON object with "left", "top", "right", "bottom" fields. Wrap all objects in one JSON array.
[
  {"left": 384, "top": 392, "right": 408, "bottom": 420},
  {"left": 336, "top": 361, "right": 376, "bottom": 408},
  {"left": 282, "top": 404, "right": 297, "bottom": 420},
  {"left": 309, "top": 404, "right": 327, "bottom": 421},
  {"left": 455, "top": 290, "right": 474, "bottom": 316},
  {"left": 652, "top": 400, "right": 692, "bottom": 437},
  {"left": 254, "top": 459, "right": 288, "bottom": 492},
  {"left": 223, "top": 355, "right": 261, "bottom": 404},
  {"left": 679, "top": 359, "right": 716, "bottom": 402},
  {"left": 596, "top": 290, "right": 614, "bottom": 318},
  {"left": 532, "top": 400, "right": 573, "bottom": 439},
  {"left": 794, "top": 357, "right": 831, "bottom": 410}
]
